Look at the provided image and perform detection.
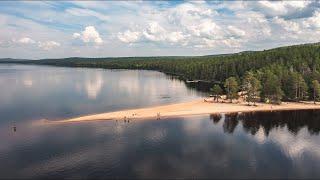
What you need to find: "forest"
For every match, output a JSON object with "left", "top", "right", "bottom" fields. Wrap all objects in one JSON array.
[{"left": 2, "top": 42, "right": 320, "bottom": 104}]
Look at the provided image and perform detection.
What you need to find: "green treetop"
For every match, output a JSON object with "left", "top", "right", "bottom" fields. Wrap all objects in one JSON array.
[
  {"left": 312, "top": 80, "right": 320, "bottom": 104},
  {"left": 261, "top": 70, "right": 283, "bottom": 104},
  {"left": 242, "top": 71, "right": 262, "bottom": 105},
  {"left": 224, "top": 77, "right": 239, "bottom": 102},
  {"left": 211, "top": 84, "right": 223, "bottom": 102}
]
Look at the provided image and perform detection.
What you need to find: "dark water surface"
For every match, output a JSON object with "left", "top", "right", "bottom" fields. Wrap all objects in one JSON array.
[{"left": 1, "top": 64, "right": 320, "bottom": 178}]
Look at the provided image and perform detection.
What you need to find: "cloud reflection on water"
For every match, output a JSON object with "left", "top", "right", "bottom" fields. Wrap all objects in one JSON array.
[
  {"left": 1, "top": 111, "right": 320, "bottom": 178},
  {"left": 1, "top": 64, "right": 320, "bottom": 178},
  {"left": 84, "top": 71, "right": 104, "bottom": 99}
]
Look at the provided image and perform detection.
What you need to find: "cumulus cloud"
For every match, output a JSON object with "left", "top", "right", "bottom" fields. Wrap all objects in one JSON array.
[
  {"left": 142, "top": 22, "right": 167, "bottom": 42},
  {"left": 166, "top": 3, "right": 222, "bottom": 40},
  {"left": 227, "top": 26, "right": 246, "bottom": 37},
  {"left": 190, "top": 19, "right": 221, "bottom": 39},
  {"left": 117, "top": 30, "right": 141, "bottom": 43},
  {"left": 72, "top": 33, "right": 81, "bottom": 39},
  {"left": 236, "top": 11, "right": 271, "bottom": 39},
  {"left": 38, "top": 41, "right": 60, "bottom": 50},
  {"left": 2, "top": 1, "right": 320, "bottom": 58},
  {"left": 117, "top": 3, "right": 222, "bottom": 47},
  {"left": 247, "top": 1, "right": 312, "bottom": 18},
  {"left": 18, "top": 37, "right": 35, "bottom": 44},
  {"left": 118, "top": 22, "right": 187, "bottom": 45},
  {"left": 166, "top": 31, "right": 186, "bottom": 44},
  {"left": 273, "top": 17, "right": 301, "bottom": 33},
  {"left": 303, "top": 10, "right": 320, "bottom": 29},
  {"left": 73, "top": 26, "right": 103, "bottom": 45},
  {"left": 11, "top": 37, "right": 60, "bottom": 50}
]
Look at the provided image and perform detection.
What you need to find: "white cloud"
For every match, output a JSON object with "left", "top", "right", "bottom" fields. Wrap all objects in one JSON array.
[
  {"left": 72, "top": 33, "right": 81, "bottom": 39},
  {"left": 189, "top": 19, "right": 221, "bottom": 39},
  {"left": 1, "top": 1, "right": 320, "bottom": 59},
  {"left": 273, "top": 17, "right": 301, "bottom": 33},
  {"left": 249, "top": 1, "right": 312, "bottom": 18},
  {"left": 221, "top": 37, "right": 242, "bottom": 48},
  {"left": 165, "top": 3, "right": 221, "bottom": 40},
  {"left": 142, "top": 21, "right": 167, "bottom": 42},
  {"left": 73, "top": 26, "right": 103, "bottom": 45},
  {"left": 303, "top": 10, "right": 320, "bottom": 29},
  {"left": 117, "top": 30, "right": 141, "bottom": 43},
  {"left": 166, "top": 31, "right": 186, "bottom": 43},
  {"left": 227, "top": 26, "right": 246, "bottom": 37},
  {"left": 236, "top": 11, "right": 271, "bottom": 39},
  {"left": 66, "top": 8, "right": 109, "bottom": 21},
  {"left": 82, "top": 26, "right": 103, "bottom": 44},
  {"left": 117, "top": 3, "right": 222, "bottom": 47},
  {"left": 198, "top": 37, "right": 242, "bottom": 49},
  {"left": 117, "top": 21, "right": 187, "bottom": 45},
  {"left": 70, "top": 1, "right": 109, "bottom": 10},
  {"left": 38, "top": 41, "right": 60, "bottom": 50},
  {"left": 220, "top": 1, "right": 247, "bottom": 11},
  {"left": 12, "top": 37, "right": 61, "bottom": 51},
  {"left": 18, "top": 37, "right": 35, "bottom": 44}
]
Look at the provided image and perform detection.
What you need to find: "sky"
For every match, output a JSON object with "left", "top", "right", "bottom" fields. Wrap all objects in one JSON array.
[{"left": 0, "top": 0, "right": 320, "bottom": 59}]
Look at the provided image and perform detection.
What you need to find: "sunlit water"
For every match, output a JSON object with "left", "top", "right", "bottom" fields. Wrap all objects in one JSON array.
[{"left": 1, "top": 64, "right": 320, "bottom": 178}]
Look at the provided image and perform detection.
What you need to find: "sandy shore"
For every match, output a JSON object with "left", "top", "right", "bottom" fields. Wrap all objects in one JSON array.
[{"left": 51, "top": 99, "right": 320, "bottom": 123}]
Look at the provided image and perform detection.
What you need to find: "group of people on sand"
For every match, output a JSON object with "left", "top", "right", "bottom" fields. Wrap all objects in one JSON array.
[
  {"left": 116, "top": 112, "right": 161, "bottom": 123},
  {"left": 123, "top": 116, "right": 130, "bottom": 123},
  {"left": 116, "top": 116, "right": 131, "bottom": 123}
]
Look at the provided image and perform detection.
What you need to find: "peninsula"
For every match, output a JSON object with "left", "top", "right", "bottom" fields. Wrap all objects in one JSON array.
[{"left": 52, "top": 99, "right": 320, "bottom": 123}]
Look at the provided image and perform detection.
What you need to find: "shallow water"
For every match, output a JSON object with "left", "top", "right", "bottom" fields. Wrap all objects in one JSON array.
[{"left": 1, "top": 64, "right": 320, "bottom": 178}]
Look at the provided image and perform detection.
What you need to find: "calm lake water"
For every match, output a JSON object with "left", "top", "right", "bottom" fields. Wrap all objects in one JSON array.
[{"left": 1, "top": 64, "right": 320, "bottom": 178}]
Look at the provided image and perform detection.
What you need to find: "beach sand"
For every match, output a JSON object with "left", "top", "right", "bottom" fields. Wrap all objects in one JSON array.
[{"left": 51, "top": 99, "right": 320, "bottom": 123}]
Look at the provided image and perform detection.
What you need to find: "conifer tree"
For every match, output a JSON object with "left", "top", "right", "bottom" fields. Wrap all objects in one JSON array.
[
  {"left": 224, "top": 77, "right": 239, "bottom": 102},
  {"left": 312, "top": 80, "right": 320, "bottom": 104}
]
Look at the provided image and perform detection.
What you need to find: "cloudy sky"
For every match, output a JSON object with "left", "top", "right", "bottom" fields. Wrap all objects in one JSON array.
[{"left": 0, "top": 1, "right": 320, "bottom": 59}]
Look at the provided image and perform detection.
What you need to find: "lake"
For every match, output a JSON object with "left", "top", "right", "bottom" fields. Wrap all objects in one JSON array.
[{"left": 1, "top": 64, "right": 320, "bottom": 178}]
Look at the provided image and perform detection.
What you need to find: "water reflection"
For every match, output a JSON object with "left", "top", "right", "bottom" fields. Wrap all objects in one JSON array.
[
  {"left": 209, "top": 114, "right": 222, "bottom": 124},
  {"left": 0, "top": 64, "right": 202, "bottom": 123},
  {"left": 1, "top": 110, "right": 320, "bottom": 178},
  {"left": 224, "top": 113, "right": 239, "bottom": 134},
  {"left": 210, "top": 110, "right": 320, "bottom": 136},
  {"left": 248, "top": 110, "right": 319, "bottom": 135},
  {"left": 23, "top": 77, "right": 33, "bottom": 88},
  {"left": 1, "top": 64, "right": 320, "bottom": 178},
  {"left": 84, "top": 71, "right": 104, "bottom": 99}
]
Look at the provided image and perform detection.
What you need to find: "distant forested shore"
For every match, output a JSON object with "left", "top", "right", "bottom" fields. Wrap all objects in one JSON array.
[{"left": 2, "top": 42, "right": 320, "bottom": 104}]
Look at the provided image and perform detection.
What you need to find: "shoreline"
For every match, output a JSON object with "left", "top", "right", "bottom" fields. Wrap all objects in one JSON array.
[{"left": 50, "top": 99, "right": 320, "bottom": 124}]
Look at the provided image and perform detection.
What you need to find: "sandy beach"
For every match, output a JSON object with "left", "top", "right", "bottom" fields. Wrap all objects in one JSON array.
[{"left": 51, "top": 99, "right": 320, "bottom": 123}]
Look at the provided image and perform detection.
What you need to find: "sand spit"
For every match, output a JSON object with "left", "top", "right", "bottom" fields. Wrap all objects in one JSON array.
[{"left": 50, "top": 99, "right": 320, "bottom": 124}]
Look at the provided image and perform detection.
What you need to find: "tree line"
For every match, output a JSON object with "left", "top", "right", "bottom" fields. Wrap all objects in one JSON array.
[
  {"left": 2, "top": 42, "right": 320, "bottom": 103},
  {"left": 211, "top": 71, "right": 320, "bottom": 105}
]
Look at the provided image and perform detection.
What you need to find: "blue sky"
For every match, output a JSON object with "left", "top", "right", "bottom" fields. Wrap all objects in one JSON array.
[{"left": 0, "top": 1, "right": 320, "bottom": 59}]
